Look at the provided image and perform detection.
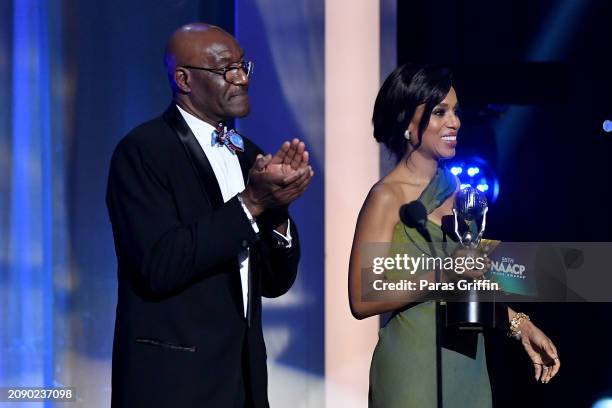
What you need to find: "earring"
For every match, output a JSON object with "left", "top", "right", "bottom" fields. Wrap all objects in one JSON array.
[{"left": 404, "top": 130, "right": 411, "bottom": 141}]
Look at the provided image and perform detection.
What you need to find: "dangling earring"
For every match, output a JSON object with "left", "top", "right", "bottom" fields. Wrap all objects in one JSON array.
[{"left": 404, "top": 130, "right": 411, "bottom": 141}]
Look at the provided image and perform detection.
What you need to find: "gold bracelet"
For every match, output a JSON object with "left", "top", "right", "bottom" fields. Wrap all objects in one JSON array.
[{"left": 508, "top": 312, "right": 530, "bottom": 340}]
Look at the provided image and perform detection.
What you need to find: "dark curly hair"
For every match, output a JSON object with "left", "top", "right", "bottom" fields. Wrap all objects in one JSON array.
[{"left": 372, "top": 64, "right": 454, "bottom": 162}]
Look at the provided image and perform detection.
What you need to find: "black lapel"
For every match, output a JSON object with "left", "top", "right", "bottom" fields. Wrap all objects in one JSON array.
[
  {"left": 236, "top": 147, "right": 250, "bottom": 184},
  {"left": 236, "top": 147, "right": 251, "bottom": 325},
  {"left": 236, "top": 139, "right": 256, "bottom": 326},
  {"left": 162, "top": 104, "right": 224, "bottom": 208}
]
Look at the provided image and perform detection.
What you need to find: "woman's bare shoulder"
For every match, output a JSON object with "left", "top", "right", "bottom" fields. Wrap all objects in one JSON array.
[
  {"left": 366, "top": 180, "right": 403, "bottom": 209},
  {"left": 370, "top": 174, "right": 421, "bottom": 205},
  {"left": 362, "top": 178, "right": 419, "bottom": 223},
  {"left": 354, "top": 181, "right": 403, "bottom": 238}
]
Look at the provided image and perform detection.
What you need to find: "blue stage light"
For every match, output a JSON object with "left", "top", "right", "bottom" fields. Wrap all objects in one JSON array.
[
  {"left": 467, "top": 167, "right": 480, "bottom": 177},
  {"left": 447, "top": 157, "right": 499, "bottom": 203},
  {"left": 450, "top": 166, "right": 463, "bottom": 175},
  {"left": 603, "top": 120, "right": 612, "bottom": 133},
  {"left": 592, "top": 398, "right": 612, "bottom": 408},
  {"left": 493, "top": 179, "right": 500, "bottom": 199}
]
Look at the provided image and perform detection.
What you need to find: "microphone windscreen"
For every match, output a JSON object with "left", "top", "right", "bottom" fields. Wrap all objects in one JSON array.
[{"left": 399, "top": 200, "right": 427, "bottom": 229}]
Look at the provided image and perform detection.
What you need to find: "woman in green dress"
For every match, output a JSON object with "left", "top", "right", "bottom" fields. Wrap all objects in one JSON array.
[{"left": 348, "top": 64, "right": 561, "bottom": 407}]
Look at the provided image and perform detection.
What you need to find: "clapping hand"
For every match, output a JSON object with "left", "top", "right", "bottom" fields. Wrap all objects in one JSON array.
[
  {"left": 263, "top": 138, "right": 311, "bottom": 184},
  {"left": 241, "top": 139, "right": 314, "bottom": 216}
]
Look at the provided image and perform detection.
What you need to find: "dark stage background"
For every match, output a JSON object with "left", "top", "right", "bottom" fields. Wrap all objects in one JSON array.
[{"left": 398, "top": 0, "right": 612, "bottom": 406}]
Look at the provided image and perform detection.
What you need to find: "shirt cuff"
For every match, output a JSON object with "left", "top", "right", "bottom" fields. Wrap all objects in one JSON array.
[
  {"left": 237, "top": 194, "right": 260, "bottom": 234},
  {"left": 272, "top": 219, "right": 292, "bottom": 248}
]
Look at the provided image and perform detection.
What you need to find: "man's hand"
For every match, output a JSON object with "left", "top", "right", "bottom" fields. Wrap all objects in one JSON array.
[
  {"left": 265, "top": 138, "right": 310, "bottom": 182},
  {"left": 260, "top": 139, "right": 311, "bottom": 234},
  {"left": 241, "top": 150, "right": 314, "bottom": 217}
]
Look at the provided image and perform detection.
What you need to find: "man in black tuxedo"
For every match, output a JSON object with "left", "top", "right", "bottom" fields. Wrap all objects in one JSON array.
[{"left": 106, "top": 23, "right": 313, "bottom": 407}]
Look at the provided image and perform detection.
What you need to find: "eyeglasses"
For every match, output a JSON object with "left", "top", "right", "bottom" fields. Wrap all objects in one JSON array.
[{"left": 181, "top": 60, "right": 254, "bottom": 83}]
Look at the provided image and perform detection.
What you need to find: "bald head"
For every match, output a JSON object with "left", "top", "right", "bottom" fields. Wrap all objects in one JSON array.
[
  {"left": 165, "top": 23, "right": 234, "bottom": 87},
  {"left": 163, "top": 23, "right": 251, "bottom": 124}
]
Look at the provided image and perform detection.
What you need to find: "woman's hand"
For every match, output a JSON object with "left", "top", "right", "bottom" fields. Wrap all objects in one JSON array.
[{"left": 518, "top": 320, "right": 561, "bottom": 383}]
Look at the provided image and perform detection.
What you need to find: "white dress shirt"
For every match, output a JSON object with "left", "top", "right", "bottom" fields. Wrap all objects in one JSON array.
[{"left": 176, "top": 105, "right": 291, "bottom": 317}]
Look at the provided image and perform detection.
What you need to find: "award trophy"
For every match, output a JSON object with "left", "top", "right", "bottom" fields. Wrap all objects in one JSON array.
[
  {"left": 453, "top": 186, "right": 488, "bottom": 249},
  {"left": 445, "top": 186, "right": 497, "bottom": 330}
]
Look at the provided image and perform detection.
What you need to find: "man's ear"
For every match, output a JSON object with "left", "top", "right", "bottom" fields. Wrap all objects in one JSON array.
[{"left": 174, "top": 68, "right": 191, "bottom": 94}]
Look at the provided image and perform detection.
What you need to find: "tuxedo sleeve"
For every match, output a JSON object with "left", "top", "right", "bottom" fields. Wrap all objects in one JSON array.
[
  {"left": 242, "top": 139, "right": 301, "bottom": 297},
  {"left": 106, "top": 138, "right": 258, "bottom": 295},
  {"left": 256, "top": 214, "right": 301, "bottom": 298}
]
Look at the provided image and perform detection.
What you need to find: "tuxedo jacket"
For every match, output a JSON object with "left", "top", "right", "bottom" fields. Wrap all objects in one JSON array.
[{"left": 106, "top": 105, "right": 300, "bottom": 407}]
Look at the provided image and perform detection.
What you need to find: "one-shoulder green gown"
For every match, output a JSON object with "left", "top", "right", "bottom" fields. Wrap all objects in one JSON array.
[{"left": 368, "top": 168, "right": 492, "bottom": 408}]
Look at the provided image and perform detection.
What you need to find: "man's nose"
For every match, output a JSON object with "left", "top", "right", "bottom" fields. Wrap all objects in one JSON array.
[{"left": 232, "top": 69, "right": 249, "bottom": 86}]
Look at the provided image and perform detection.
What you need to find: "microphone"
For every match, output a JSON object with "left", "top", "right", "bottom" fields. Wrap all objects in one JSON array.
[
  {"left": 400, "top": 200, "right": 443, "bottom": 407},
  {"left": 399, "top": 200, "right": 431, "bottom": 241},
  {"left": 399, "top": 200, "right": 439, "bottom": 283}
]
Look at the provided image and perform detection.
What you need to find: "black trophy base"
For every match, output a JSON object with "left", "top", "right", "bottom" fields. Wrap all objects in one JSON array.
[{"left": 443, "top": 290, "right": 498, "bottom": 331}]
